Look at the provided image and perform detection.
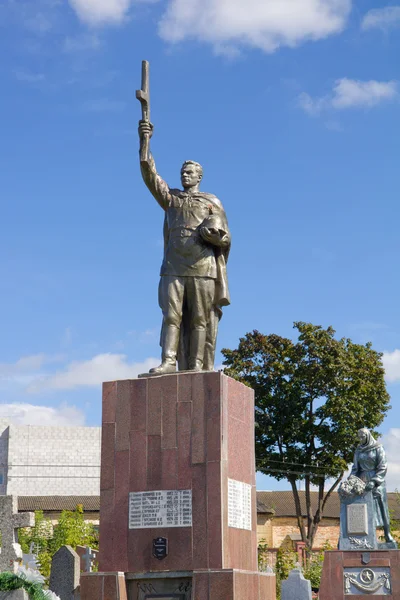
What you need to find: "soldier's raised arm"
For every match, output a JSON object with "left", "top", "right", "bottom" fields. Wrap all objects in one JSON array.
[{"left": 138, "top": 121, "right": 171, "bottom": 210}]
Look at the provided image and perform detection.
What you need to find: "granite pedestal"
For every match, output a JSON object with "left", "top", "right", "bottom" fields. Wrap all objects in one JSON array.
[
  {"left": 319, "top": 550, "right": 400, "bottom": 599},
  {"left": 80, "top": 371, "right": 275, "bottom": 600}
]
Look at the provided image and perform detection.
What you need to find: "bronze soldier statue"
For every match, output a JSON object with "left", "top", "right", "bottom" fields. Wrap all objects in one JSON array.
[{"left": 137, "top": 62, "right": 231, "bottom": 375}]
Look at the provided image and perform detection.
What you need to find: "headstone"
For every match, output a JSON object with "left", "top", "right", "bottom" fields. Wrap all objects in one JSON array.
[
  {"left": 0, "top": 496, "right": 35, "bottom": 573},
  {"left": 75, "top": 545, "right": 98, "bottom": 573},
  {"left": 81, "top": 547, "right": 96, "bottom": 573},
  {"left": 22, "top": 542, "right": 41, "bottom": 571},
  {"left": 281, "top": 566, "right": 312, "bottom": 600},
  {"left": 49, "top": 545, "right": 80, "bottom": 600},
  {"left": 0, "top": 591, "right": 29, "bottom": 600},
  {"left": 338, "top": 477, "right": 376, "bottom": 550}
]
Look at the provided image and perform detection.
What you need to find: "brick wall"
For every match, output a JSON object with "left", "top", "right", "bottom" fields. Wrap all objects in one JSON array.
[
  {"left": 257, "top": 515, "right": 340, "bottom": 550},
  {"left": 3, "top": 423, "right": 101, "bottom": 496}
]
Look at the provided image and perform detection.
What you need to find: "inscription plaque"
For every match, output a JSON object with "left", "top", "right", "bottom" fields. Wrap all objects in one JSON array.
[
  {"left": 129, "top": 490, "right": 192, "bottom": 529},
  {"left": 347, "top": 503, "right": 368, "bottom": 535},
  {"left": 228, "top": 478, "right": 252, "bottom": 531}
]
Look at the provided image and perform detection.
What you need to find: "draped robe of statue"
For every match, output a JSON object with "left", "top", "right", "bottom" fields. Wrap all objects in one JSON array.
[{"left": 351, "top": 429, "right": 391, "bottom": 529}]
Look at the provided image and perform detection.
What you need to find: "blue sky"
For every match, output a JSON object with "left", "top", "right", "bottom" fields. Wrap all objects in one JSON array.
[{"left": 1, "top": 0, "right": 400, "bottom": 490}]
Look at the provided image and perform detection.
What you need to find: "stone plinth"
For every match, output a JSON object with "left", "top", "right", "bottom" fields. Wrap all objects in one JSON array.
[
  {"left": 81, "top": 372, "right": 275, "bottom": 600},
  {"left": 339, "top": 491, "right": 377, "bottom": 551},
  {"left": 100, "top": 372, "right": 258, "bottom": 573},
  {"left": 319, "top": 550, "right": 400, "bottom": 599}
]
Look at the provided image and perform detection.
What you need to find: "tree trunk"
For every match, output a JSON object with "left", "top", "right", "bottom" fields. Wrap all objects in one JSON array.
[{"left": 289, "top": 477, "right": 306, "bottom": 542}]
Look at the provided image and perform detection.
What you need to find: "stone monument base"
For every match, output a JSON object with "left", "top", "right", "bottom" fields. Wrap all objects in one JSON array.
[
  {"left": 81, "top": 569, "right": 275, "bottom": 600},
  {"left": 319, "top": 550, "right": 400, "bottom": 599}
]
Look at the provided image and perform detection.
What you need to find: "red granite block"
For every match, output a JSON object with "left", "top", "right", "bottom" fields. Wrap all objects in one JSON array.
[
  {"left": 206, "top": 374, "right": 222, "bottom": 463},
  {"left": 103, "top": 382, "right": 117, "bottom": 424},
  {"left": 228, "top": 377, "right": 247, "bottom": 423},
  {"left": 221, "top": 467, "right": 229, "bottom": 568},
  {"left": 113, "top": 450, "right": 129, "bottom": 571},
  {"left": 147, "top": 377, "right": 162, "bottom": 435},
  {"left": 115, "top": 380, "right": 131, "bottom": 452},
  {"left": 161, "top": 376, "right": 178, "bottom": 449},
  {"left": 209, "top": 570, "right": 234, "bottom": 600},
  {"left": 99, "top": 489, "right": 115, "bottom": 570},
  {"left": 103, "top": 574, "right": 116, "bottom": 600},
  {"left": 228, "top": 414, "right": 252, "bottom": 484},
  {"left": 320, "top": 551, "right": 400, "bottom": 600},
  {"left": 319, "top": 551, "right": 345, "bottom": 600},
  {"left": 147, "top": 435, "right": 162, "bottom": 490},
  {"left": 259, "top": 572, "right": 277, "bottom": 600},
  {"left": 193, "top": 571, "right": 209, "bottom": 600},
  {"left": 161, "top": 448, "right": 177, "bottom": 489},
  {"left": 81, "top": 573, "right": 103, "bottom": 600},
  {"left": 191, "top": 373, "right": 206, "bottom": 464},
  {"left": 148, "top": 526, "right": 192, "bottom": 572},
  {"left": 101, "top": 423, "right": 115, "bottom": 491},
  {"left": 127, "top": 528, "right": 152, "bottom": 573},
  {"left": 177, "top": 402, "right": 192, "bottom": 489},
  {"left": 207, "top": 461, "right": 222, "bottom": 569},
  {"left": 221, "top": 375, "right": 229, "bottom": 462},
  {"left": 192, "top": 463, "right": 208, "bottom": 568},
  {"left": 131, "top": 378, "right": 147, "bottom": 432},
  {"left": 129, "top": 431, "right": 147, "bottom": 492},
  {"left": 227, "top": 528, "right": 241, "bottom": 571},
  {"left": 178, "top": 372, "right": 192, "bottom": 402}
]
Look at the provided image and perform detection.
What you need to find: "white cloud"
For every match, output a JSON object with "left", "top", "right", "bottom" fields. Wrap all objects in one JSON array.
[
  {"left": 299, "top": 78, "right": 398, "bottom": 115},
  {"left": 362, "top": 6, "right": 400, "bottom": 31},
  {"left": 0, "top": 403, "right": 85, "bottom": 426},
  {"left": 381, "top": 429, "right": 400, "bottom": 491},
  {"left": 383, "top": 349, "right": 400, "bottom": 382},
  {"left": 28, "top": 353, "right": 159, "bottom": 392},
  {"left": 63, "top": 33, "right": 102, "bottom": 53},
  {"left": 68, "top": 0, "right": 132, "bottom": 25},
  {"left": 158, "top": 0, "right": 351, "bottom": 53}
]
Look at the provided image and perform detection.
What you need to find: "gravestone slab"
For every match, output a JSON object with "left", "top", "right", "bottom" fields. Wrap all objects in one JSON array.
[
  {"left": 0, "top": 496, "right": 35, "bottom": 573},
  {"left": 281, "top": 567, "right": 312, "bottom": 600},
  {"left": 49, "top": 545, "right": 80, "bottom": 600},
  {"left": 0, "top": 591, "right": 29, "bottom": 600},
  {"left": 339, "top": 491, "right": 376, "bottom": 551}
]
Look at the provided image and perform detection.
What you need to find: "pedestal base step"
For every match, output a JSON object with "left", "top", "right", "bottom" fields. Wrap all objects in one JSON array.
[
  {"left": 319, "top": 550, "right": 400, "bottom": 599},
  {"left": 81, "top": 569, "right": 276, "bottom": 600}
]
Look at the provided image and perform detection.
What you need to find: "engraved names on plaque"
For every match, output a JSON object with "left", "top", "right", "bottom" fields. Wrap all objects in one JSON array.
[
  {"left": 347, "top": 503, "right": 368, "bottom": 536},
  {"left": 228, "top": 478, "right": 252, "bottom": 531},
  {"left": 129, "top": 490, "right": 192, "bottom": 529}
]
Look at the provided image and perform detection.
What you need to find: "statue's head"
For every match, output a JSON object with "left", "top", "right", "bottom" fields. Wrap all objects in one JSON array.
[
  {"left": 357, "top": 428, "right": 370, "bottom": 446},
  {"left": 181, "top": 160, "right": 203, "bottom": 190}
]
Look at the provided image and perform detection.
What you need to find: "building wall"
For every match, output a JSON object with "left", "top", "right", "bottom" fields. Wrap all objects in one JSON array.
[
  {"left": 0, "top": 423, "right": 9, "bottom": 495},
  {"left": 1, "top": 422, "right": 101, "bottom": 496},
  {"left": 257, "top": 515, "right": 340, "bottom": 549}
]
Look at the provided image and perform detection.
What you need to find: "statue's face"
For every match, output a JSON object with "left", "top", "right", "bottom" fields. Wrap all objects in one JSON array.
[
  {"left": 358, "top": 430, "right": 368, "bottom": 445},
  {"left": 181, "top": 164, "right": 201, "bottom": 189}
]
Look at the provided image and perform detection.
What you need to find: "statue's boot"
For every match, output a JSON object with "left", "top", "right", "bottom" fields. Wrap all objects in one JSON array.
[
  {"left": 150, "top": 326, "right": 179, "bottom": 374},
  {"left": 189, "top": 329, "right": 206, "bottom": 371},
  {"left": 384, "top": 526, "right": 395, "bottom": 544}
]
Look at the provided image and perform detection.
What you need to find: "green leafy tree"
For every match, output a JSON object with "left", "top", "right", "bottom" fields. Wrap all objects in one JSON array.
[
  {"left": 49, "top": 505, "right": 98, "bottom": 554},
  {"left": 274, "top": 548, "right": 296, "bottom": 600},
  {"left": 222, "top": 322, "right": 390, "bottom": 550},
  {"left": 19, "top": 506, "right": 98, "bottom": 580}
]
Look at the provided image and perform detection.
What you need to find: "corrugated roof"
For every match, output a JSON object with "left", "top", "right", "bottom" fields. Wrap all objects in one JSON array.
[
  {"left": 257, "top": 491, "right": 400, "bottom": 520},
  {"left": 18, "top": 496, "right": 100, "bottom": 512}
]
